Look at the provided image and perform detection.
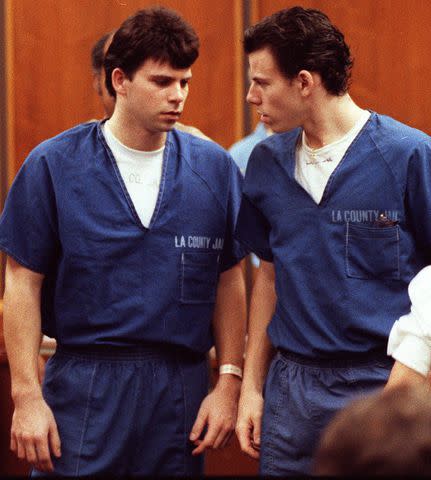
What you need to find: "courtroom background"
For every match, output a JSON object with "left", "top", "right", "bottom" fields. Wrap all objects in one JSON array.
[{"left": 0, "top": 0, "right": 430, "bottom": 475}]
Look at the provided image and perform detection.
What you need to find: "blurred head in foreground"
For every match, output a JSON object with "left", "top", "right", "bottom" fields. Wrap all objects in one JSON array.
[{"left": 313, "top": 383, "right": 431, "bottom": 475}]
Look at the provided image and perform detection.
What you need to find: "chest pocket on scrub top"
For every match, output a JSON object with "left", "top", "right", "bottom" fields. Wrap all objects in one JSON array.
[
  {"left": 345, "top": 222, "right": 400, "bottom": 280},
  {"left": 180, "top": 251, "right": 220, "bottom": 304}
]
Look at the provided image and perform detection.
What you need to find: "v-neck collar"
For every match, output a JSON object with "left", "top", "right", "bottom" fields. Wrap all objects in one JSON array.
[
  {"left": 97, "top": 120, "right": 174, "bottom": 232},
  {"left": 276, "top": 112, "right": 375, "bottom": 207}
]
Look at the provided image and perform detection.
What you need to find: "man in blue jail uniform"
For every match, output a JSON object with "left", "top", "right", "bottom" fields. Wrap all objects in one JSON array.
[
  {"left": 234, "top": 6, "right": 431, "bottom": 475},
  {"left": 0, "top": 7, "right": 246, "bottom": 476}
]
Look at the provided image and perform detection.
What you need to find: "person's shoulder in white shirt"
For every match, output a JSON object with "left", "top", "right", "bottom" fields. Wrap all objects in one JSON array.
[{"left": 387, "top": 266, "right": 431, "bottom": 386}]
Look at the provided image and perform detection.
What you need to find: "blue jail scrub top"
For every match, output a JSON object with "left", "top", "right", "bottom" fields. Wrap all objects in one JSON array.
[
  {"left": 0, "top": 121, "right": 245, "bottom": 354},
  {"left": 229, "top": 122, "right": 268, "bottom": 175},
  {"left": 235, "top": 112, "right": 431, "bottom": 358}
]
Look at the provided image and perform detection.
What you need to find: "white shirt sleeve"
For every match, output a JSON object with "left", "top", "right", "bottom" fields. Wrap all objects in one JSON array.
[{"left": 387, "top": 266, "right": 431, "bottom": 376}]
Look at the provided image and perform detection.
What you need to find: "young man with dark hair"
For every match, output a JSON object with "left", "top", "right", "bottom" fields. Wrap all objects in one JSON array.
[
  {"left": 234, "top": 6, "right": 431, "bottom": 475},
  {"left": 1, "top": 7, "right": 246, "bottom": 476},
  {"left": 90, "top": 28, "right": 211, "bottom": 140}
]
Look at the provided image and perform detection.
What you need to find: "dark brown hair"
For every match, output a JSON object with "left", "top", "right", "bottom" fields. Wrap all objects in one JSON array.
[
  {"left": 244, "top": 6, "right": 353, "bottom": 95},
  {"left": 105, "top": 7, "right": 199, "bottom": 97},
  {"left": 91, "top": 32, "right": 112, "bottom": 74}
]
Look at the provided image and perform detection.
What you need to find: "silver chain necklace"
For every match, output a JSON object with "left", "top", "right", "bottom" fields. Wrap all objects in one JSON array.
[
  {"left": 305, "top": 149, "right": 334, "bottom": 165},
  {"left": 302, "top": 132, "right": 334, "bottom": 165}
]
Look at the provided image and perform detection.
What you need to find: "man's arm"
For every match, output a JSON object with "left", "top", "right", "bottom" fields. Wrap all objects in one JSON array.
[
  {"left": 387, "top": 141, "right": 431, "bottom": 388},
  {"left": 386, "top": 266, "right": 431, "bottom": 388},
  {"left": 3, "top": 256, "right": 61, "bottom": 472},
  {"left": 189, "top": 261, "right": 246, "bottom": 454},
  {"left": 386, "top": 361, "right": 426, "bottom": 389},
  {"left": 236, "top": 260, "right": 276, "bottom": 459}
]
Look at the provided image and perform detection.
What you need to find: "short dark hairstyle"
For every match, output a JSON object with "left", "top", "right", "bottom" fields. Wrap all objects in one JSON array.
[
  {"left": 313, "top": 384, "right": 431, "bottom": 475},
  {"left": 91, "top": 32, "right": 112, "bottom": 74},
  {"left": 244, "top": 6, "right": 353, "bottom": 95},
  {"left": 105, "top": 7, "right": 199, "bottom": 97}
]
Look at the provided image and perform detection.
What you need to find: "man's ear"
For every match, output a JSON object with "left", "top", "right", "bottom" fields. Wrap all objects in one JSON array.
[
  {"left": 296, "top": 70, "right": 315, "bottom": 97},
  {"left": 111, "top": 67, "right": 128, "bottom": 96}
]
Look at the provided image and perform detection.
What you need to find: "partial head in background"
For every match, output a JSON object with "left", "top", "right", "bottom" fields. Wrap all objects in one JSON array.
[
  {"left": 91, "top": 31, "right": 115, "bottom": 117},
  {"left": 313, "top": 383, "right": 431, "bottom": 475}
]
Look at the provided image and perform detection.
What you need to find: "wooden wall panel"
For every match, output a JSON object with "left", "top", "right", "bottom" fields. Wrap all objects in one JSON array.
[
  {"left": 8, "top": 0, "right": 244, "bottom": 179},
  {"left": 255, "top": 0, "right": 431, "bottom": 135},
  {"left": 0, "top": 1, "right": 7, "bottom": 296}
]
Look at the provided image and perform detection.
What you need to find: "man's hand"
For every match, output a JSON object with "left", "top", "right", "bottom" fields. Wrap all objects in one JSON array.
[
  {"left": 189, "top": 376, "right": 241, "bottom": 455},
  {"left": 11, "top": 394, "right": 61, "bottom": 472},
  {"left": 235, "top": 389, "right": 264, "bottom": 459}
]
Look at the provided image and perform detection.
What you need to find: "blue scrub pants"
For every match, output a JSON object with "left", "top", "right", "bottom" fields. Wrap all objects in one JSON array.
[
  {"left": 33, "top": 345, "right": 208, "bottom": 476},
  {"left": 260, "top": 350, "right": 393, "bottom": 476}
]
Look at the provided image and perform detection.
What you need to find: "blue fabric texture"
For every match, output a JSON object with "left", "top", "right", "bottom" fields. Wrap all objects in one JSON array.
[
  {"left": 32, "top": 346, "right": 208, "bottom": 476},
  {"left": 260, "top": 352, "right": 393, "bottom": 475},
  {"left": 229, "top": 122, "right": 268, "bottom": 175},
  {"left": 0, "top": 121, "right": 245, "bottom": 353},
  {"left": 235, "top": 112, "right": 431, "bottom": 357},
  {"left": 229, "top": 122, "right": 269, "bottom": 268}
]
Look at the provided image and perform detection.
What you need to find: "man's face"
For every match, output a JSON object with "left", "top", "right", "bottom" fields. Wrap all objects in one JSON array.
[
  {"left": 119, "top": 58, "right": 192, "bottom": 133},
  {"left": 247, "top": 48, "right": 304, "bottom": 133}
]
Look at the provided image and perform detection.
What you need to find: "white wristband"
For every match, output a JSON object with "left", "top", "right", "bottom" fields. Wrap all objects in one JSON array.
[{"left": 219, "top": 364, "right": 243, "bottom": 379}]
